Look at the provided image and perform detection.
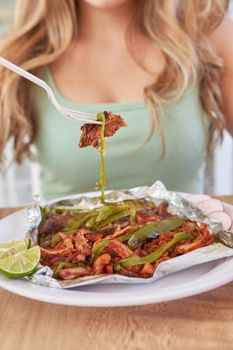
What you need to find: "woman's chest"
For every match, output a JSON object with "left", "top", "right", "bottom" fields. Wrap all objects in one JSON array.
[{"left": 49, "top": 40, "right": 164, "bottom": 104}]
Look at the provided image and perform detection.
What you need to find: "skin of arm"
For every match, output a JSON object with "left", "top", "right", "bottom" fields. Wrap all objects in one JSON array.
[
  {"left": 0, "top": 39, "right": 5, "bottom": 49},
  {"left": 210, "top": 17, "right": 233, "bottom": 136}
]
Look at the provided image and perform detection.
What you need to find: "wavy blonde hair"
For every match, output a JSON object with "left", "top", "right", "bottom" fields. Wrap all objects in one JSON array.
[{"left": 0, "top": 0, "right": 229, "bottom": 163}]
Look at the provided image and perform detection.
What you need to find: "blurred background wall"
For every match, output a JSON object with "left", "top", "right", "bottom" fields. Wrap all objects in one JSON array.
[
  {"left": 0, "top": 0, "right": 232, "bottom": 207},
  {"left": 0, "top": 0, "right": 12, "bottom": 34}
]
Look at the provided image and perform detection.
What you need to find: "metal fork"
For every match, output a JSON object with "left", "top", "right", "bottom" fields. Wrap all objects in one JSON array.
[{"left": 0, "top": 56, "right": 101, "bottom": 125}]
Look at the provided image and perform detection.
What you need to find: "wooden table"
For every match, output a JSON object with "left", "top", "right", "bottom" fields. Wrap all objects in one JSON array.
[{"left": 0, "top": 196, "right": 233, "bottom": 350}]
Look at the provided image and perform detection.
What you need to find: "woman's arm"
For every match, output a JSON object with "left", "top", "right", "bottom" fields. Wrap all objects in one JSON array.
[
  {"left": 0, "top": 39, "right": 6, "bottom": 48},
  {"left": 210, "top": 17, "right": 233, "bottom": 136}
]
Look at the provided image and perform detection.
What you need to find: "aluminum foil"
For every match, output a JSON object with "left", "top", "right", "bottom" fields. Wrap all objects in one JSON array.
[{"left": 26, "top": 181, "right": 233, "bottom": 289}]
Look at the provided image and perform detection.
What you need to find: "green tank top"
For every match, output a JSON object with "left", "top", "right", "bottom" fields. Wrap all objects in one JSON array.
[{"left": 34, "top": 69, "right": 208, "bottom": 200}]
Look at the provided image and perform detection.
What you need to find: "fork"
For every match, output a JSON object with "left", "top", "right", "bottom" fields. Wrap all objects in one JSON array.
[{"left": 0, "top": 56, "right": 101, "bottom": 125}]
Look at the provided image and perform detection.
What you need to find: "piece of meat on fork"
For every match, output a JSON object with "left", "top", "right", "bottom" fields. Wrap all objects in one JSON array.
[{"left": 79, "top": 111, "right": 127, "bottom": 149}]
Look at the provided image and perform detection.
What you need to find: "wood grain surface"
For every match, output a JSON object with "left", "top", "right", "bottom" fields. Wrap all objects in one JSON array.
[{"left": 0, "top": 196, "right": 233, "bottom": 350}]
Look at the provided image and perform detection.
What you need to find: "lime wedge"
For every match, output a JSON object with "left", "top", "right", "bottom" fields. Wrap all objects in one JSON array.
[
  {"left": 0, "top": 239, "right": 30, "bottom": 260},
  {"left": 0, "top": 246, "right": 41, "bottom": 278}
]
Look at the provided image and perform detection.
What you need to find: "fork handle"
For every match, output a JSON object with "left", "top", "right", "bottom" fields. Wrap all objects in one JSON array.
[
  {"left": 0, "top": 56, "right": 50, "bottom": 92},
  {"left": 0, "top": 56, "right": 101, "bottom": 124},
  {"left": 0, "top": 56, "right": 63, "bottom": 112}
]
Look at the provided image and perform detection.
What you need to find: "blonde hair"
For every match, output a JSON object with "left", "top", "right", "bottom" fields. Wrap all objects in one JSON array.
[{"left": 0, "top": 0, "right": 229, "bottom": 163}]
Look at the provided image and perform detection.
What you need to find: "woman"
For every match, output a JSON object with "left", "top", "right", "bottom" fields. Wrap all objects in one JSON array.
[{"left": 0, "top": 0, "right": 232, "bottom": 199}]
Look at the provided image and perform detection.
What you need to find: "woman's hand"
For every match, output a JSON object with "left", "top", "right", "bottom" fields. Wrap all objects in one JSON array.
[{"left": 210, "top": 17, "right": 233, "bottom": 136}]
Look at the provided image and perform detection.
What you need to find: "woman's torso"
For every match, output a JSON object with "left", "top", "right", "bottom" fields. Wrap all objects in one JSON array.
[{"left": 33, "top": 69, "right": 208, "bottom": 199}]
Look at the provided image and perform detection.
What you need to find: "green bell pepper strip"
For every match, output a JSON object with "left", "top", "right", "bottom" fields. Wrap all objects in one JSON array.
[
  {"left": 97, "top": 112, "right": 106, "bottom": 204},
  {"left": 90, "top": 203, "right": 126, "bottom": 224},
  {"left": 125, "top": 199, "right": 156, "bottom": 210},
  {"left": 53, "top": 262, "right": 79, "bottom": 278},
  {"left": 41, "top": 207, "right": 85, "bottom": 216},
  {"left": 115, "top": 219, "right": 185, "bottom": 246},
  {"left": 127, "top": 218, "right": 185, "bottom": 248},
  {"left": 51, "top": 234, "right": 62, "bottom": 248},
  {"left": 97, "top": 209, "right": 131, "bottom": 229},
  {"left": 86, "top": 203, "right": 132, "bottom": 231},
  {"left": 115, "top": 232, "right": 194, "bottom": 269},
  {"left": 90, "top": 239, "right": 109, "bottom": 262},
  {"left": 127, "top": 201, "right": 136, "bottom": 225},
  {"left": 116, "top": 231, "right": 135, "bottom": 243},
  {"left": 64, "top": 212, "right": 96, "bottom": 232}
]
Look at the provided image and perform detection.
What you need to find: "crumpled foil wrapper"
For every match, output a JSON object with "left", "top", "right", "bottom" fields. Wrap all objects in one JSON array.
[{"left": 26, "top": 181, "right": 233, "bottom": 289}]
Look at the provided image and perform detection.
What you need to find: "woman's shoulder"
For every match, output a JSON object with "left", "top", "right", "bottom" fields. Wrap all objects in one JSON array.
[
  {"left": 209, "top": 16, "right": 233, "bottom": 57},
  {"left": 210, "top": 16, "right": 233, "bottom": 135},
  {"left": 0, "top": 38, "right": 7, "bottom": 50}
]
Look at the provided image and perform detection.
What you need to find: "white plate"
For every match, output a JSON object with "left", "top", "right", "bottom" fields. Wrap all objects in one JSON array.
[{"left": 0, "top": 199, "right": 233, "bottom": 307}]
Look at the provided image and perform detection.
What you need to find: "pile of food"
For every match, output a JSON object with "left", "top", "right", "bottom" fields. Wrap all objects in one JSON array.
[
  {"left": 0, "top": 111, "right": 231, "bottom": 283},
  {"left": 38, "top": 199, "right": 213, "bottom": 280}
]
